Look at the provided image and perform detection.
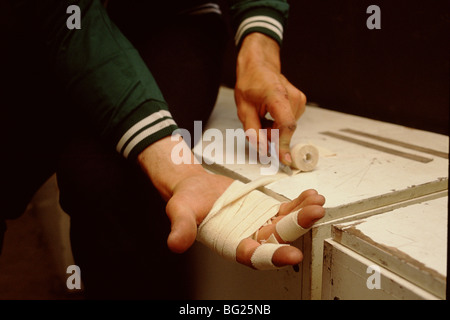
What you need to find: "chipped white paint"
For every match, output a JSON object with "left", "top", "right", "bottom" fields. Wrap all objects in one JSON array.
[
  {"left": 190, "top": 87, "right": 448, "bottom": 300},
  {"left": 195, "top": 87, "right": 448, "bottom": 220},
  {"left": 332, "top": 196, "right": 447, "bottom": 299},
  {"left": 322, "top": 239, "right": 440, "bottom": 300}
]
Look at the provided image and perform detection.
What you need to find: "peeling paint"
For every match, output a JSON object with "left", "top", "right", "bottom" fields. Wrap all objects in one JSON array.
[{"left": 344, "top": 225, "right": 446, "bottom": 282}]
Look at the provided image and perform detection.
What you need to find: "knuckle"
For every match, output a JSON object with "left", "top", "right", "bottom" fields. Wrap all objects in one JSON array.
[
  {"left": 301, "top": 189, "right": 319, "bottom": 197},
  {"left": 236, "top": 108, "right": 246, "bottom": 122},
  {"left": 273, "top": 83, "right": 289, "bottom": 96},
  {"left": 297, "top": 90, "right": 307, "bottom": 105},
  {"left": 277, "top": 121, "right": 297, "bottom": 133},
  {"left": 267, "top": 85, "right": 289, "bottom": 104}
]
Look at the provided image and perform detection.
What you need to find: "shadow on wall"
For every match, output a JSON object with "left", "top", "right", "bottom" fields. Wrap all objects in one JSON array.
[{"left": 221, "top": 0, "right": 449, "bottom": 136}]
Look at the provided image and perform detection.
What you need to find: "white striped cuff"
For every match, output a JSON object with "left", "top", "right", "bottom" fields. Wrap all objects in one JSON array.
[
  {"left": 116, "top": 110, "right": 177, "bottom": 159},
  {"left": 235, "top": 15, "right": 284, "bottom": 46}
]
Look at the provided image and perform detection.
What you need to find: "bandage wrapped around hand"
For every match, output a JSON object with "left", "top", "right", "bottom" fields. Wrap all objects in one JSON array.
[{"left": 196, "top": 176, "right": 310, "bottom": 270}]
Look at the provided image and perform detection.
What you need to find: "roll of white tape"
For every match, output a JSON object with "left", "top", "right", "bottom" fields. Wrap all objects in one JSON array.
[{"left": 291, "top": 144, "right": 319, "bottom": 172}]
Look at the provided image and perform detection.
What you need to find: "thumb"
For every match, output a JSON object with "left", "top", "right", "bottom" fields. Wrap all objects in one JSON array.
[{"left": 165, "top": 197, "right": 198, "bottom": 253}]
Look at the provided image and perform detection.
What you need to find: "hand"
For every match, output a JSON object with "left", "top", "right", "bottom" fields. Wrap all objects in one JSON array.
[
  {"left": 138, "top": 136, "right": 325, "bottom": 268},
  {"left": 235, "top": 33, "right": 307, "bottom": 166},
  {"left": 237, "top": 188, "right": 325, "bottom": 268},
  {"left": 167, "top": 173, "right": 325, "bottom": 269}
]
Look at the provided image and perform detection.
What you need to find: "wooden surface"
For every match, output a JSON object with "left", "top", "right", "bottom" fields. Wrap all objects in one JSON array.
[
  {"left": 322, "top": 239, "right": 440, "bottom": 300},
  {"left": 188, "top": 238, "right": 304, "bottom": 300},
  {"left": 332, "top": 196, "right": 447, "bottom": 299},
  {"left": 191, "top": 86, "right": 448, "bottom": 299},
  {"left": 195, "top": 87, "right": 448, "bottom": 220},
  {"left": 305, "top": 189, "right": 447, "bottom": 299}
]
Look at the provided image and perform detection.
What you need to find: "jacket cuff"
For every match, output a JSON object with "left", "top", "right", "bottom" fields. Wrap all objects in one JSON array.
[
  {"left": 114, "top": 100, "right": 178, "bottom": 161},
  {"left": 234, "top": 6, "right": 288, "bottom": 48}
]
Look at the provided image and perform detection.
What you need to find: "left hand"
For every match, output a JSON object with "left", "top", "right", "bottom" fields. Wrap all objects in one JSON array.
[{"left": 234, "top": 33, "right": 307, "bottom": 166}]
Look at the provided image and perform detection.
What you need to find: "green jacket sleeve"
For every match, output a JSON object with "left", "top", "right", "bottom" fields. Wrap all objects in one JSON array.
[
  {"left": 228, "top": 0, "right": 290, "bottom": 47},
  {"left": 39, "top": 0, "right": 178, "bottom": 161}
]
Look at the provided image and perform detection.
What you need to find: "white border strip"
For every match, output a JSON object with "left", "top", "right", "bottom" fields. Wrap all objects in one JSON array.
[
  {"left": 116, "top": 110, "right": 172, "bottom": 153},
  {"left": 122, "top": 118, "right": 177, "bottom": 159},
  {"left": 235, "top": 15, "right": 283, "bottom": 45}
]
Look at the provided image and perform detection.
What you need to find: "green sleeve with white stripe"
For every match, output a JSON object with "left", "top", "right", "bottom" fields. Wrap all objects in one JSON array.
[
  {"left": 228, "top": 0, "right": 290, "bottom": 47},
  {"left": 39, "top": 0, "right": 178, "bottom": 161}
]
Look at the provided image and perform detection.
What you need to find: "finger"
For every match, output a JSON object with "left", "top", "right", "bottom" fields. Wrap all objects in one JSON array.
[
  {"left": 296, "top": 193, "right": 326, "bottom": 211},
  {"left": 237, "top": 101, "right": 270, "bottom": 156},
  {"left": 238, "top": 102, "right": 262, "bottom": 133},
  {"left": 282, "top": 193, "right": 326, "bottom": 219},
  {"left": 236, "top": 95, "right": 261, "bottom": 131},
  {"left": 297, "top": 205, "right": 326, "bottom": 229},
  {"left": 278, "top": 189, "right": 320, "bottom": 216},
  {"left": 264, "top": 91, "right": 297, "bottom": 165},
  {"left": 268, "top": 80, "right": 307, "bottom": 165},
  {"left": 293, "top": 89, "right": 307, "bottom": 119},
  {"left": 165, "top": 197, "right": 198, "bottom": 253},
  {"left": 272, "top": 245, "right": 303, "bottom": 267},
  {"left": 255, "top": 204, "right": 325, "bottom": 244},
  {"left": 280, "top": 75, "right": 307, "bottom": 120},
  {"left": 236, "top": 238, "right": 303, "bottom": 269}
]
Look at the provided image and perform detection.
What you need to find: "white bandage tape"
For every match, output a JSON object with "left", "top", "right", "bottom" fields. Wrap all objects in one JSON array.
[
  {"left": 291, "top": 144, "right": 319, "bottom": 172},
  {"left": 276, "top": 210, "right": 310, "bottom": 242},
  {"left": 197, "top": 176, "right": 312, "bottom": 270},
  {"left": 250, "top": 243, "right": 289, "bottom": 270},
  {"left": 197, "top": 177, "right": 281, "bottom": 263}
]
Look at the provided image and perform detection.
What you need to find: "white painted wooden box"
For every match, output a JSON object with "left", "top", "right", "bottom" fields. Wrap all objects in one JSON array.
[
  {"left": 322, "top": 196, "right": 447, "bottom": 300},
  {"left": 188, "top": 87, "right": 448, "bottom": 299},
  {"left": 321, "top": 239, "right": 441, "bottom": 300}
]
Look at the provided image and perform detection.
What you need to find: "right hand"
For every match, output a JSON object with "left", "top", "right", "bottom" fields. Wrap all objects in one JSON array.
[{"left": 138, "top": 136, "right": 325, "bottom": 268}]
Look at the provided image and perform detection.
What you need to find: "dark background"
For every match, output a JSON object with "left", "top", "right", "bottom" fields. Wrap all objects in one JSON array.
[{"left": 221, "top": 0, "right": 449, "bottom": 136}]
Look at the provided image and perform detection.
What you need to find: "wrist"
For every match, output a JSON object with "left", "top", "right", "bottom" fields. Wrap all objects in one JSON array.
[
  {"left": 237, "top": 33, "right": 281, "bottom": 73},
  {"left": 137, "top": 135, "right": 206, "bottom": 200}
]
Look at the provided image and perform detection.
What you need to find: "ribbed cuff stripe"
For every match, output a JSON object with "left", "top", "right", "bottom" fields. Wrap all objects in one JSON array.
[
  {"left": 235, "top": 15, "right": 283, "bottom": 46},
  {"left": 116, "top": 110, "right": 176, "bottom": 158}
]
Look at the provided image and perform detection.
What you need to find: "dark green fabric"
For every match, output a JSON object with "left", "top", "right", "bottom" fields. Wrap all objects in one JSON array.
[
  {"left": 39, "top": 0, "right": 172, "bottom": 158},
  {"left": 8, "top": 0, "right": 289, "bottom": 161}
]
